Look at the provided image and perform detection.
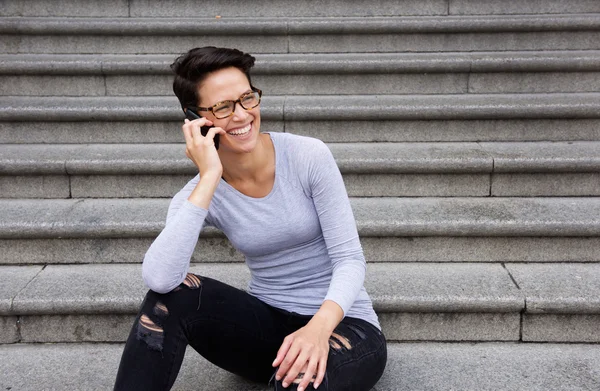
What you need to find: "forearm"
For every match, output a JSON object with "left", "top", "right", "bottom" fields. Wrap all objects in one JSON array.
[
  {"left": 187, "top": 172, "right": 221, "bottom": 209},
  {"left": 143, "top": 175, "right": 219, "bottom": 293}
]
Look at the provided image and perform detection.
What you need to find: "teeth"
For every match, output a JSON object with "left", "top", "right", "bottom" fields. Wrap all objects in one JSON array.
[{"left": 228, "top": 123, "right": 251, "bottom": 135}]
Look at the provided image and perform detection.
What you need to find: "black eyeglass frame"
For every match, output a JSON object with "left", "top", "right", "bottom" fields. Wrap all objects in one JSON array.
[{"left": 188, "top": 87, "right": 262, "bottom": 119}]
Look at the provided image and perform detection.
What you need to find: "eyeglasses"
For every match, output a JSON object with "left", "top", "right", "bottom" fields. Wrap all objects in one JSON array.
[{"left": 189, "top": 87, "right": 262, "bottom": 119}]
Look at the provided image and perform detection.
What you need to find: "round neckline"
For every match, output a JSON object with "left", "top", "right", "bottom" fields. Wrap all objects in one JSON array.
[{"left": 219, "top": 132, "right": 278, "bottom": 201}]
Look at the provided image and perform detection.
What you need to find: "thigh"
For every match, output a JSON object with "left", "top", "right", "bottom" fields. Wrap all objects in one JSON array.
[
  {"left": 324, "top": 318, "right": 387, "bottom": 391},
  {"left": 271, "top": 316, "right": 387, "bottom": 391},
  {"left": 179, "top": 275, "right": 290, "bottom": 383}
]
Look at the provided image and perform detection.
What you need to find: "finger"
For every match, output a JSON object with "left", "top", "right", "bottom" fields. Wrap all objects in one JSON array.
[
  {"left": 314, "top": 356, "right": 328, "bottom": 389},
  {"left": 297, "top": 358, "right": 318, "bottom": 391},
  {"left": 204, "top": 126, "right": 226, "bottom": 144},
  {"left": 182, "top": 121, "right": 193, "bottom": 146},
  {"left": 273, "top": 336, "right": 293, "bottom": 368},
  {"left": 283, "top": 352, "right": 309, "bottom": 388},
  {"left": 276, "top": 344, "right": 301, "bottom": 382}
]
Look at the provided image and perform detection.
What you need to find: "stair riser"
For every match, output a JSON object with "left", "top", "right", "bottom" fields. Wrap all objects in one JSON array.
[
  {"left": 5, "top": 312, "right": 524, "bottom": 344},
  {"left": 3, "top": 32, "right": 600, "bottom": 55},
  {"left": 4, "top": 0, "right": 600, "bottom": 17},
  {"left": 524, "top": 314, "right": 600, "bottom": 342},
  {"left": 2, "top": 173, "right": 599, "bottom": 198},
  {"left": 2, "top": 343, "right": 600, "bottom": 391},
  {"left": 5, "top": 313, "right": 600, "bottom": 344},
  {"left": 5, "top": 72, "right": 600, "bottom": 96},
  {"left": 1, "top": 0, "right": 448, "bottom": 18},
  {"left": 2, "top": 237, "right": 599, "bottom": 265},
  {"left": 2, "top": 119, "right": 600, "bottom": 143}
]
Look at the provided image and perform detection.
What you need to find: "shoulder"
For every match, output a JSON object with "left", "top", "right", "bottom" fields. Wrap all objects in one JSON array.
[{"left": 271, "top": 132, "right": 331, "bottom": 162}]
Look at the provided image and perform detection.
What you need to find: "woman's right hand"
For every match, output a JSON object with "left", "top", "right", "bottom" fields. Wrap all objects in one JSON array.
[{"left": 182, "top": 117, "right": 226, "bottom": 178}]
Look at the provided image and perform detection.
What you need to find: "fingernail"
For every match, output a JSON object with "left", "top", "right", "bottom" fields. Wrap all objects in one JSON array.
[
  {"left": 298, "top": 387, "right": 304, "bottom": 391},
  {"left": 275, "top": 375, "right": 281, "bottom": 381},
  {"left": 314, "top": 383, "right": 320, "bottom": 389},
  {"left": 282, "top": 382, "right": 289, "bottom": 388}
]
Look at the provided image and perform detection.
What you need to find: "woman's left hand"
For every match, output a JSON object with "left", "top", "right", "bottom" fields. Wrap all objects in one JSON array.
[{"left": 272, "top": 322, "right": 330, "bottom": 390}]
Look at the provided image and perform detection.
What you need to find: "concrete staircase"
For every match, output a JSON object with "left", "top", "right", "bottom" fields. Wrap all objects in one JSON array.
[{"left": 1, "top": 1, "right": 600, "bottom": 390}]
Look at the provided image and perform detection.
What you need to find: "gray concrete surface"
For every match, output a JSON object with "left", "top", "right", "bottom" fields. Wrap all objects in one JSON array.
[
  {"left": 71, "top": 173, "right": 491, "bottom": 198},
  {"left": 3, "top": 93, "right": 600, "bottom": 122},
  {"left": 506, "top": 263, "right": 600, "bottom": 314},
  {"left": 480, "top": 141, "right": 600, "bottom": 172},
  {"left": 469, "top": 72, "right": 600, "bottom": 93},
  {"left": 492, "top": 173, "right": 600, "bottom": 196},
  {"left": 0, "top": 0, "right": 129, "bottom": 17},
  {"left": 3, "top": 197, "right": 600, "bottom": 239},
  {"left": 366, "top": 263, "right": 522, "bottom": 313},
  {"left": 283, "top": 93, "right": 600, "bottom": 121},
  {"left": 8, "top": 71, "right": 600, "bottom": 97},
  {"left": 288, "top": 31, "right": 600, "bottom": 53},
  {"left": 379, "top": 312, "right": 520, "bottom": 341},
  {"left": 0, "top": 316, "right": 18, "bottom": 343},
  {"left": 3, "top": 119, "right": 596, "bottom": 144},
  {"left": 0, "top": 175, "right": 70, "bottom": 198},
  {"left": 1, "top": 342, "right": 599, "bottom": 390},
  {"left": 129, "top": 0, "right": 448, "bottom": 17},
  {"left": 523, "top": 314, "right": 600, "bottom": 342},
  {"left": 5, "top": 262, "right": 523, "bottom": 316},
  {"left": 352, "top": 197, "right": 600, "bottom": 237},
  {"left": 19, "top": 314, "right": 135, "bottom": 343},
  {"left": 0, "top": 198, "right": 167, "bottom": 239},
  {"left": 0, "top": 265, "right": 42, "bottom": 314},
  {"left": 0, "top": 95, "right": 284, "bottom": 122},
  {"left": 4, "top": 51, "right": 599, "bottom": 75},
  {"left": 0, "top": 120, "right": 285, "bottom": 144},
  {"left": 344, "top": 173, "right": 490, "bottom": 197},
  {"left": 0, "top": 237, "right": 244, "bottom": 265},
  {"left": 16, "top": 312, "right": 521, "bottom": 344},
  {"left": 361, "top": 237, "right": 600, "bottom": 263},
  {"left": 0, "top": 75, "right": 106, "bottom": 96},
  {"left": 4, "top": 15, "right": 599, "bottom": 36},
  {"left": 4, "top": 236, "right": 599, "bottom": 266},
  {"left": 450, "top": 0, "right": 600, "bottom": 15},
  {"left": 288, "top": 119, "right": 600, "bottom": 143}
]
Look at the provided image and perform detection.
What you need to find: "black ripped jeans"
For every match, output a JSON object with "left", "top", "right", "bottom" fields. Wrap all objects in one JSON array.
[{"left": 114, "top": 274, "right": 387, "bottom": 391}]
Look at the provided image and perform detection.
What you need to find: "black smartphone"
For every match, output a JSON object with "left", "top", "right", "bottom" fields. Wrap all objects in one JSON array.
[{"left": 185, "top": 109, "right": 219, "bottom": 150}]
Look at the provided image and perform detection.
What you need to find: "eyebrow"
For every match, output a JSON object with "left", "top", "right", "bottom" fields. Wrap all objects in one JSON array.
[{"left": 212, "top": 89, "right": 253, "bottom": 105}]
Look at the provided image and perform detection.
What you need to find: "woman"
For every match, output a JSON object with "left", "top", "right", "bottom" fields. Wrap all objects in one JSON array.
[{"left": 114, "top": 46, "right": 387, "bottom": 391}]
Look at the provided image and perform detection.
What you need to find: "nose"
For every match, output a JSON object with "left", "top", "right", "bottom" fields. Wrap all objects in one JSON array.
[{"left": 231, "top": 101, "right": 250, "bottom": 122}]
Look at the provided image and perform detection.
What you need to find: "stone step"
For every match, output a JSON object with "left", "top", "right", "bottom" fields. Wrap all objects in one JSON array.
[
  {"left": 2, "top": 342, "right": 599, "bottom": 391},
  {"left": 1, "top": 197, "right": 599, "bottom": 265},
  {"left": 1, "top": 141, "right": 599, "bottom": 198},
  {"left": 3, "top": 0, "right": 600, "bottom": 18},
  {"left": 1, "top": 94, "right": 600, "bottom": 144},
  {"left": 3, "top": 51, "right": 600, "bottom": 96},
  {"left": 2, "top": 14, "right": 600, "bottom": 54},
  {"left": 2, "top": 197, "right": 600, "bottom": 239},
  {"left": 1, "top": 263, "right": 599, "bottom": 344}
]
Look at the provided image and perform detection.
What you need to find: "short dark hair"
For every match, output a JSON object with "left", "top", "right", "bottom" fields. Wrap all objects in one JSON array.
[{"left": 171, "top": 46, "right": 256, "bottom": 111}]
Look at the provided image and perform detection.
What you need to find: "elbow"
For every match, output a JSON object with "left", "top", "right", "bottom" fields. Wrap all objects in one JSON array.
[
  {"left": 142, "top": 254, "right": 181, "bottom": 294},
  {"left": 142, "top": 266, "right": 173, "bottom": 294}
]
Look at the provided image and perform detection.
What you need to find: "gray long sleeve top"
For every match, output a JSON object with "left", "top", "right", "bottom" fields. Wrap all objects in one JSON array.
[{"left": 142, "top": 132, "right": 380, "bottom": 330}]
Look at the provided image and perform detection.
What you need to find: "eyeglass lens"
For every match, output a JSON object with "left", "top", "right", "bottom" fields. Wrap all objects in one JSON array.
[{"left": 212, "top": 91, "right": 260, "bottom": 119}]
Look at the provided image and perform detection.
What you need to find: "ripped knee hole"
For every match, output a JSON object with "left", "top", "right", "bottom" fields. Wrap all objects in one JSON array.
[{"left": 329, "top": 332, "right": 352, "bottom": 351}]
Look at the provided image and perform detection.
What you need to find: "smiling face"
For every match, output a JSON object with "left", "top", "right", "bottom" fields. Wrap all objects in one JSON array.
[{"left": 197, "top": 66, "right": 261, "bottom": 154}]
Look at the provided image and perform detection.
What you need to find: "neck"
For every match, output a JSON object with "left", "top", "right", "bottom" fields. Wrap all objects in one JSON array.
[{"left": 219, "top": 133, "right": 272, "bottom": 183}]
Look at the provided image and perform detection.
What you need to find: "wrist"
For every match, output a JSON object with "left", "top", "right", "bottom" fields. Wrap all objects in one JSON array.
[{"left": 309, "top": 300, "right": 344, "bottom": 334}]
